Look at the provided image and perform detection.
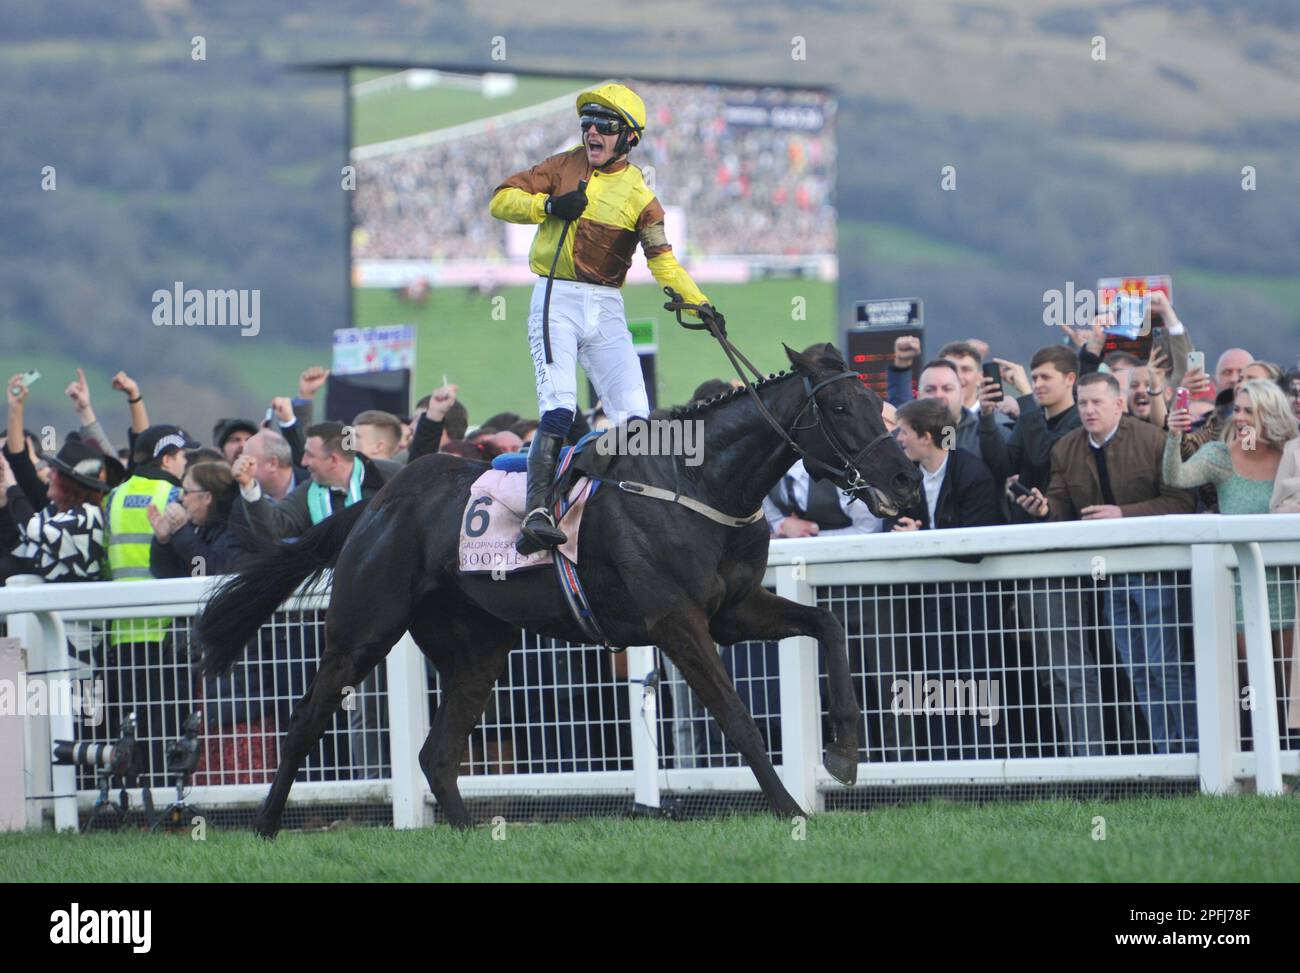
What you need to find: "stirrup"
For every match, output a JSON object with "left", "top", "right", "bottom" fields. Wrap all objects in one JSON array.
[{"left": 516, "top": 507, "right": 567, "bottom": 555}]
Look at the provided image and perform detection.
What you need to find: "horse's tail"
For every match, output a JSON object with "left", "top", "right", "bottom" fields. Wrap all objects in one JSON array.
[{"left": 194, "top": 499, "right": 372, "bottom": 676}]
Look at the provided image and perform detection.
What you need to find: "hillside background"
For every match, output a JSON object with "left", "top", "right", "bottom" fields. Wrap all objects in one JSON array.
[{"left": 4, "top": 0, "right": 1299, "bottom": 440}]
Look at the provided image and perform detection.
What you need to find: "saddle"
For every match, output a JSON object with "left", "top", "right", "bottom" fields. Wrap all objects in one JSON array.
[{"left": 463, "top": 430, "right": 611, "bottom": 647}]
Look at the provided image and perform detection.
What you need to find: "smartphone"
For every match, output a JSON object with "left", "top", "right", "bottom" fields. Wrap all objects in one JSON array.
[
  {"left": 1174, "top": 387, "right": 1190, "bottom": 412},
  {"left": 982, "top": 362, "right": 1003, "bottom": 402},
  {"left": 1151, "top": 326, "right": 1172, "bottom": 368},
  {"left": 1187, "top": 351, "right": 1204, "bottom": 374},
  {"left": 9, "top": 369, "right": 39, "bottom": 397},
  {"left": 1008, "top": 479, "right": 1034, "bottom": 499}
]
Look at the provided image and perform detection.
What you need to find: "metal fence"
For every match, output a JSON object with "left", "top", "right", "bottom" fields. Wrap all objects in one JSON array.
[{"left": 4, "top": 514, "right": 1298, "bottom": 831}]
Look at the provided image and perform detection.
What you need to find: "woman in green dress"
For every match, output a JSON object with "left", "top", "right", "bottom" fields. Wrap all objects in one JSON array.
[{"left": 1166, "top": 378, "right": 1300, "bottom": 733}]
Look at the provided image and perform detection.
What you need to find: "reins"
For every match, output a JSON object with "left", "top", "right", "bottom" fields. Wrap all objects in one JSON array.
[{"left": 661, "top": 288, "right": 891, "bottom": 492}]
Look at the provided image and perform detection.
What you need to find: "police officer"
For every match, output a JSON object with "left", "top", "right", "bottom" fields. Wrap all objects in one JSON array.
[{"left": 102, "top": 423, "right": 197, "bottom": 785}]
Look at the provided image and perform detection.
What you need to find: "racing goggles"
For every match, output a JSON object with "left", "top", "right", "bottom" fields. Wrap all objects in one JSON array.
[{"left": 579, "top": 105, "right": 628, "bottom": 135}]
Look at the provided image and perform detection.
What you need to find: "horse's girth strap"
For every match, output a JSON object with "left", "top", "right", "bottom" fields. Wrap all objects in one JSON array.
[{"left": 616, "top": 481, "right": 765, "bottom": 528}]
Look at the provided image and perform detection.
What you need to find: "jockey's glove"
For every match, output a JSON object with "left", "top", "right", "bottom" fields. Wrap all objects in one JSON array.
[
  {"left": 701, "top": 304, "right": 727, "bottom": 337},
  {"left": 545, "top": 188, "right": 588, "bottom": 221}
]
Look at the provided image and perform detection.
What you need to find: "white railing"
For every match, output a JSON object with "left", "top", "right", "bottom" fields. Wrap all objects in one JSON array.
[{"left": 3, "top": 514, "right": 1297, "bottom": 832}]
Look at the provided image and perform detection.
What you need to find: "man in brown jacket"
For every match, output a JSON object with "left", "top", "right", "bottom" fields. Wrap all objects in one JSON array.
[{"left": 1016, "top": 372, "right": 1198, "bottom": 754}]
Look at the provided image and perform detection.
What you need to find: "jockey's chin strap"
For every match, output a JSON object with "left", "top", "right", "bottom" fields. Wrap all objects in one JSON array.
[{"left": 662, "top": 287, "right": 892, "bottom": 495}]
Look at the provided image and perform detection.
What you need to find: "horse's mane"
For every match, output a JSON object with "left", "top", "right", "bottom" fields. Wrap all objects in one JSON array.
[{"left": 667, "top": 370, "right": 798, "bottom": 420}]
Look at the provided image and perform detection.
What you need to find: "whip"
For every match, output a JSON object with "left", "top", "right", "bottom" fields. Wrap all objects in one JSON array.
[{"left": 541, "top": 179, "right": 587, "bottom": 364}]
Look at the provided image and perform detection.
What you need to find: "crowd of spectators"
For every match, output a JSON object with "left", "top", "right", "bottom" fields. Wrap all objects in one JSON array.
[
  {"left": 764, "top": 292, "right": 1300, "bottom": 759},
  {"left": 4, "top": 289, "right": 1300, "bottom": 783},
  {"left": 352, "top": 82, "right": 836, "bottom": 260}
]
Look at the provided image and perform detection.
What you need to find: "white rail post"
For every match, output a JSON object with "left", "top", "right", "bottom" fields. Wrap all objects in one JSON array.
[
  {"left": 776, "top": 564, "right": 823, "bottom": 814},
  {"left": 5, "top": 576, "right": 77, "bottom": 830},
  {"left": 0, "top": 637, "right": 27, "bottom": 830},
  {"left": 386, "top": 632, "right": 430, "bottom": 829},
  {"left": 1189, "top": 545, "right": 1239, "bottom": 793},
  {"left": 1233, "top": 542, "right": 1283, "bottom": 795},
  {"left": 46, "top": 609, "right": 76, "bottom": 833},
  {"left": 626, "top": 645, "right": 660, "bottom": 811}
]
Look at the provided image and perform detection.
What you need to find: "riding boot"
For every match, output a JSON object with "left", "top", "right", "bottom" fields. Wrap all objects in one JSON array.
[{"left": 516, "top": 431, "right": 568, "bottom": 555}]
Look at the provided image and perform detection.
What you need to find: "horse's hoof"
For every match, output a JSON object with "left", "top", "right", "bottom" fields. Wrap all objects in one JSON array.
[
  {"left": 824, "top": 747, "right": 858, "bottom": 786},
  {"left": 253, "top": 816, "right": 280, "bottom": 841}
]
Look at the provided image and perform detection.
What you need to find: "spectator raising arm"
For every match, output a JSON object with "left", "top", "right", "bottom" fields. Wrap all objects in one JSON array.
[
  {"left": 294, "top": 365, "right": 329, "bottom": 428},
  {"left": 111, "top": 371, "right": 150, "bottom": 434},
  {"left": 409, "top": 383, "right": 457, "bottom": 461},
  {"left": 886, "top": 335, "right": 920, "bottom": 407},
  {"left": 4, "top": 373, "right": 48, "bottom": 510},
  {"left": 271, "top": 396, "right": 306, "bottom": 467},
  {"left": 65, "top": 367, "right": 118, "bottom": 457},
  {"left": 234, "top": 456, "right": 313, "bottom": 540},
  {"left": 1145, "top": 344, "right": 1172, "bottom": 431},
  {"left": 1062, "top": 316, "right": 1107, "bottom": 376},
  {"left": 977, "top": 363, "right": 1023, "bottom": 483},
  {"left": 1149, "top": 291, "right": 1193, "bottom": 390},
  {"left": 1161, "top": 412, "right": 1232, "bottom": 491}
]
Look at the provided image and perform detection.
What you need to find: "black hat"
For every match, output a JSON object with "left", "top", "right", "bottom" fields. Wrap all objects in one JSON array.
[
  {"left": 133, "top": 424, "right": 201, "bottom": 465},
  {"left": 42, "top": 434, "right": 126, "bottom": 493},
  {"left": 212, "top": 417, "right": 260, "bottom": 449}
]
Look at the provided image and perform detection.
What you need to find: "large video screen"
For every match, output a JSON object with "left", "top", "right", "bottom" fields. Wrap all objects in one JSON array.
[{"left": 348, "top": 68, "right": 837, "bottom": 417}]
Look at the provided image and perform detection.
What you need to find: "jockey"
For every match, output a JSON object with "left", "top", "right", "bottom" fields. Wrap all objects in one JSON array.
[{"left": 489, "top": 82, "right": 724, "bottom": 555}]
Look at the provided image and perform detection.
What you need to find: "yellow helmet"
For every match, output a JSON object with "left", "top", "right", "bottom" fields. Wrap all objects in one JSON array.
[{"left": 576, "top": 83, "right": 646, "bottom": 149}]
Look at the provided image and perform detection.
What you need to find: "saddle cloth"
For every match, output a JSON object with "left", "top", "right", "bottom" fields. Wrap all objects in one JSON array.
[{"left": 457, "top": 469, "right": 592, "bottom": 574}]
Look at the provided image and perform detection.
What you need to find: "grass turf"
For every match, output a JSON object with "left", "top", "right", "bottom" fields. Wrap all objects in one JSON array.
[{"left": 3, "top": 796, "right": 1297, "bottom": 883}]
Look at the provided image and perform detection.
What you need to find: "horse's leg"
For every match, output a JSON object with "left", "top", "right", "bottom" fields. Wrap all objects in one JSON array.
[
  {"left": 255, "top": 593, "right": 411, "bottom": 840},
  {"left": 254, "top": 642, "right": 387, "bottom": 838},
  {"left": 412, "top": 606, "right": 516, "bottom": 829},
  {"left": 654, "top": 611, "right": 804, "bottom": 819},
  {"left": 709, "top": 587, "right": 861, "bottom": 786}
]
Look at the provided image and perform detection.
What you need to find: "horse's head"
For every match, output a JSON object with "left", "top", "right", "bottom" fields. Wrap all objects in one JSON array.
[{"left": 782, "top": 342, "right": 922, "bottom": 518}]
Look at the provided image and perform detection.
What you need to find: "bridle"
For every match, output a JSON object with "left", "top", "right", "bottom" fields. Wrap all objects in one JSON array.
[
  {"left": 788, "top": 371, "right": 897, "bottom": 491},
  {"left": 662, "top": 288, "right": 896, "bottom": 495}
]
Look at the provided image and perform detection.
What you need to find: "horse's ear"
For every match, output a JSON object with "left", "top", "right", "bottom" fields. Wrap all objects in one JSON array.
[{"left": 784, "top": 343, "right": 812, "bottom": 372}]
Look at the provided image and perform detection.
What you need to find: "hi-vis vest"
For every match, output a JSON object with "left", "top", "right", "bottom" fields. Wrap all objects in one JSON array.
[{"left": 106, "top": 475, "right": 176, "bottom": 645}]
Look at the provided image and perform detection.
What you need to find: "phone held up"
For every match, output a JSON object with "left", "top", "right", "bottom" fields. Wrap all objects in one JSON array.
[
  {"left": 9, "top": 369, "right": 40, "bottom": 398},
  {"left": 982, "top": 362, "right": 1003, "bottom": 402}
]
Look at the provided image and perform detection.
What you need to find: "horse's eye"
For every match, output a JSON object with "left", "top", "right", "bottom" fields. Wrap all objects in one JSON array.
[{"left": 833, "top": 404, "right": 847, "bottom": 414}]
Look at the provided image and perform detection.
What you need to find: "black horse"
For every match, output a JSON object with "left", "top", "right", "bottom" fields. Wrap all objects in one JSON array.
[{"left": 194, "top": 342, "right": 921, "bottom": 836}]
